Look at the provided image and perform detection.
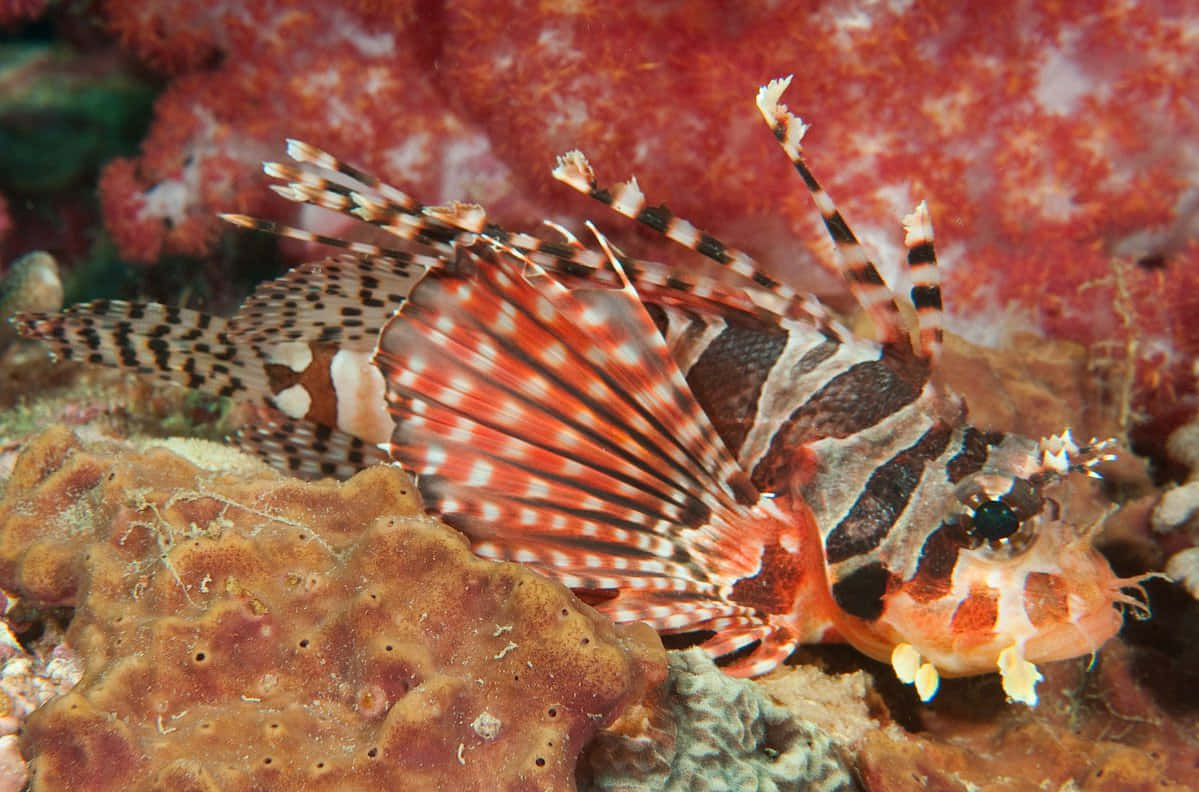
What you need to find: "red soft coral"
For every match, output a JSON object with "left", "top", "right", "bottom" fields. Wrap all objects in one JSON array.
[
  {"left": 0, "top": 0, "right": 47, "bottom": 27},
  {"left": 99, "top": 1, "right": 522, "bottom": 266},
  {"left": 439, "top": 0, "right": 1199, "bottom": 433},
  {"left": 97, "top": 1, "right": 1199, "bottom": 434}
]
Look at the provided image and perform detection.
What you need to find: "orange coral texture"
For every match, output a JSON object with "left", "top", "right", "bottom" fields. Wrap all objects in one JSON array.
[{"left": 0, "top": 427, "right": 665, "bottom": 791}]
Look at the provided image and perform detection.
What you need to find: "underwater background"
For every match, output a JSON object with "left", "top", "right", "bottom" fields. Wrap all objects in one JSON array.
[{"left": 0, "top": 2, "right": 1197, "bottom": 790}]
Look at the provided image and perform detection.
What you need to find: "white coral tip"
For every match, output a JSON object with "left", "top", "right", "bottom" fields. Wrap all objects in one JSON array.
[
  {"left": 1041, "top": 428, "right": 1080, "bottom": 457},
  {"left": 756, "top": 75, "right": 793, "bottom": 113},
  {"left": 902, "top": 200, "right": 934, "bottom": 246},
  {"left": 611, "top": 176, "right": 645, "bottom": 216},
  {"left": 286, "top": 138, "right": 336, "bottom": 170},
  {"left": 268, "top": 184, "right": 304, "bottom": 203},
  {"left": 284, "top": 138, "right": 310, "bottom": 160},
  {"left": 424, "top": 202, "right": 487, "bottom": 233},
  {"left": 1041, "top": 447, "right": 1070, "bottom": 475},
  {"left": 755, "top": 76, "right": 807, "bottom": 153},
  {"left": 218, "top": 213, "right": 253, "bottom": 228}
]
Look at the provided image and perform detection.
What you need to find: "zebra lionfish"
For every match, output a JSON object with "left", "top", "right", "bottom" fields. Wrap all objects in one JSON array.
[{"left": 15, "top": 77, "right": 1150, "bottom": 706}]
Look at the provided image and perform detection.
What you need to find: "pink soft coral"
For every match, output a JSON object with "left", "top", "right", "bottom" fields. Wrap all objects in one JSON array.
[
  {"left": 98, "top": 1, "right": 519, "bottom": 267},
  {"left": 97, "top": 1, "right": 1199, "bottom": 434}
]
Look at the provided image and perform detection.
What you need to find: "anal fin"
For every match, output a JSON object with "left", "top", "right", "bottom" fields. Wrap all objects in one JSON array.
[{"left": 232, "top": 405, "right": 388, "bottom": 480}]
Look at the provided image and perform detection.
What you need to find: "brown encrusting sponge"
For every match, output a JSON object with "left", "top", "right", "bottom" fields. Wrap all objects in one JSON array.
[{"left": 0, "top": 426, "right": 666, "bottom": 791}]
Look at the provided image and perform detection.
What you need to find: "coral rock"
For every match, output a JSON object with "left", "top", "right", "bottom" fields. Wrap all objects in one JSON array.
[
  {"left": 579, "top": 649, "right": 853, "bottom": 792},
  {"left": 0, "top": 251, "right": 62, "bottom": 351},
  {"left": 0, "top": 427, "right": 665, "bottom": 791},
  {"left": 857, "top": 717, "right": 1188, "bottom": 792},
  {"left": 0, "top": 622, "right": 81, "bottom": 792},
  {"left": 755, "top": 663, "right": 878, "bottom": 749}
]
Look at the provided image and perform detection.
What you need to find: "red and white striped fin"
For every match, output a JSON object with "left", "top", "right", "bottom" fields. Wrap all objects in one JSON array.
[
  {"left": 261, "top": 164, "right": 462, "bottom": 253},
  {"left": 902, "top": 201, "right": 943, "bottom": 363},
  {"left": 265, "top": 140, "right": 479, "bottom": 253},
  {"left": 374, "top": 239, "right": 792, "bottom": 633},
  {"left": 683, "top": 615, "right": 802, "bottom": 677},
  {"left": 269, "top": 140, "right": 740, "bottom": 310},
  {"left": 418, "top": 200, "right": 615, "bottom": 279},
  {"left": 755, "top": 76, "right": 909, "bottom": 349},
  {"left": 13, "top": 299, "right": 268, "bottom": 398},
  {"left": 250, "top": 150, "right": 618, "bottom": 287},
  {"left": 228, "top": 254, "right": 430, "bottom": 351},
  {"left": 265, "top": 142, "right": 605, "bottom": 279},
  {"left": 552, "top": 151, "right": 816, "bottom": 322},
  {"left": 232, "top": 406, "right": 389, "bottom": 480}
]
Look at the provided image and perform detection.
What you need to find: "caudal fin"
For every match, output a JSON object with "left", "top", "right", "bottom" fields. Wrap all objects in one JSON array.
[{"left": 15, "top": 299, "right": 267, "bottom": 398}]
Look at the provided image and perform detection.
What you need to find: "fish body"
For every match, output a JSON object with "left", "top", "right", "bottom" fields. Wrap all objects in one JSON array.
[{"left": 15, "top": 78, "right": 1147, "bottom": 705}]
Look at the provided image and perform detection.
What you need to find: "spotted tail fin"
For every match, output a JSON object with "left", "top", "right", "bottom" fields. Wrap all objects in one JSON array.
[
  {"left": 374, "top": 238, "right": 818, "bottom": 671},
  {"left": 14, "top": 299, "right": 268, "bottom": 398}
]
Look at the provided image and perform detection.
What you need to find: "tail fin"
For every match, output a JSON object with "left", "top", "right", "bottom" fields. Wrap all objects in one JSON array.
[{"left": 15, "top": 299, "right": 268, "bottom": 398}]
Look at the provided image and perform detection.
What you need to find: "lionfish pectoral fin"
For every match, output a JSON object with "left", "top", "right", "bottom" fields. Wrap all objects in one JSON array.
[
  {"left": 700, "top": 622, "right": 801, "bottom": 678},
  {"left": 372, "top": 238, "right": 777, "bottom": 636}
]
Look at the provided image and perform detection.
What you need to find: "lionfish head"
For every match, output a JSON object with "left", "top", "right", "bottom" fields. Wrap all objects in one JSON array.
[{"left": 831, "top": 428, "right": 1148, "bottom": 705}]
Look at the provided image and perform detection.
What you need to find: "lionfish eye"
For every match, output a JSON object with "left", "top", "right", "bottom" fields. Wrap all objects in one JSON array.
[
  {"left": 953, "top": 474, "right": 1045, "bottom": 552},
  {"left": 971, "top": 499, "right": 1020, "bottom": 541}
]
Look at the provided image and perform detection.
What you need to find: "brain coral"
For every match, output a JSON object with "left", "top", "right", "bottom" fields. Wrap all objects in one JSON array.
[
  {"left": 579, "top": 649, "right": 853, "bottom": 792},
  {"left": 0, "top": 426, "right": 665, "bottom": 791}
]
